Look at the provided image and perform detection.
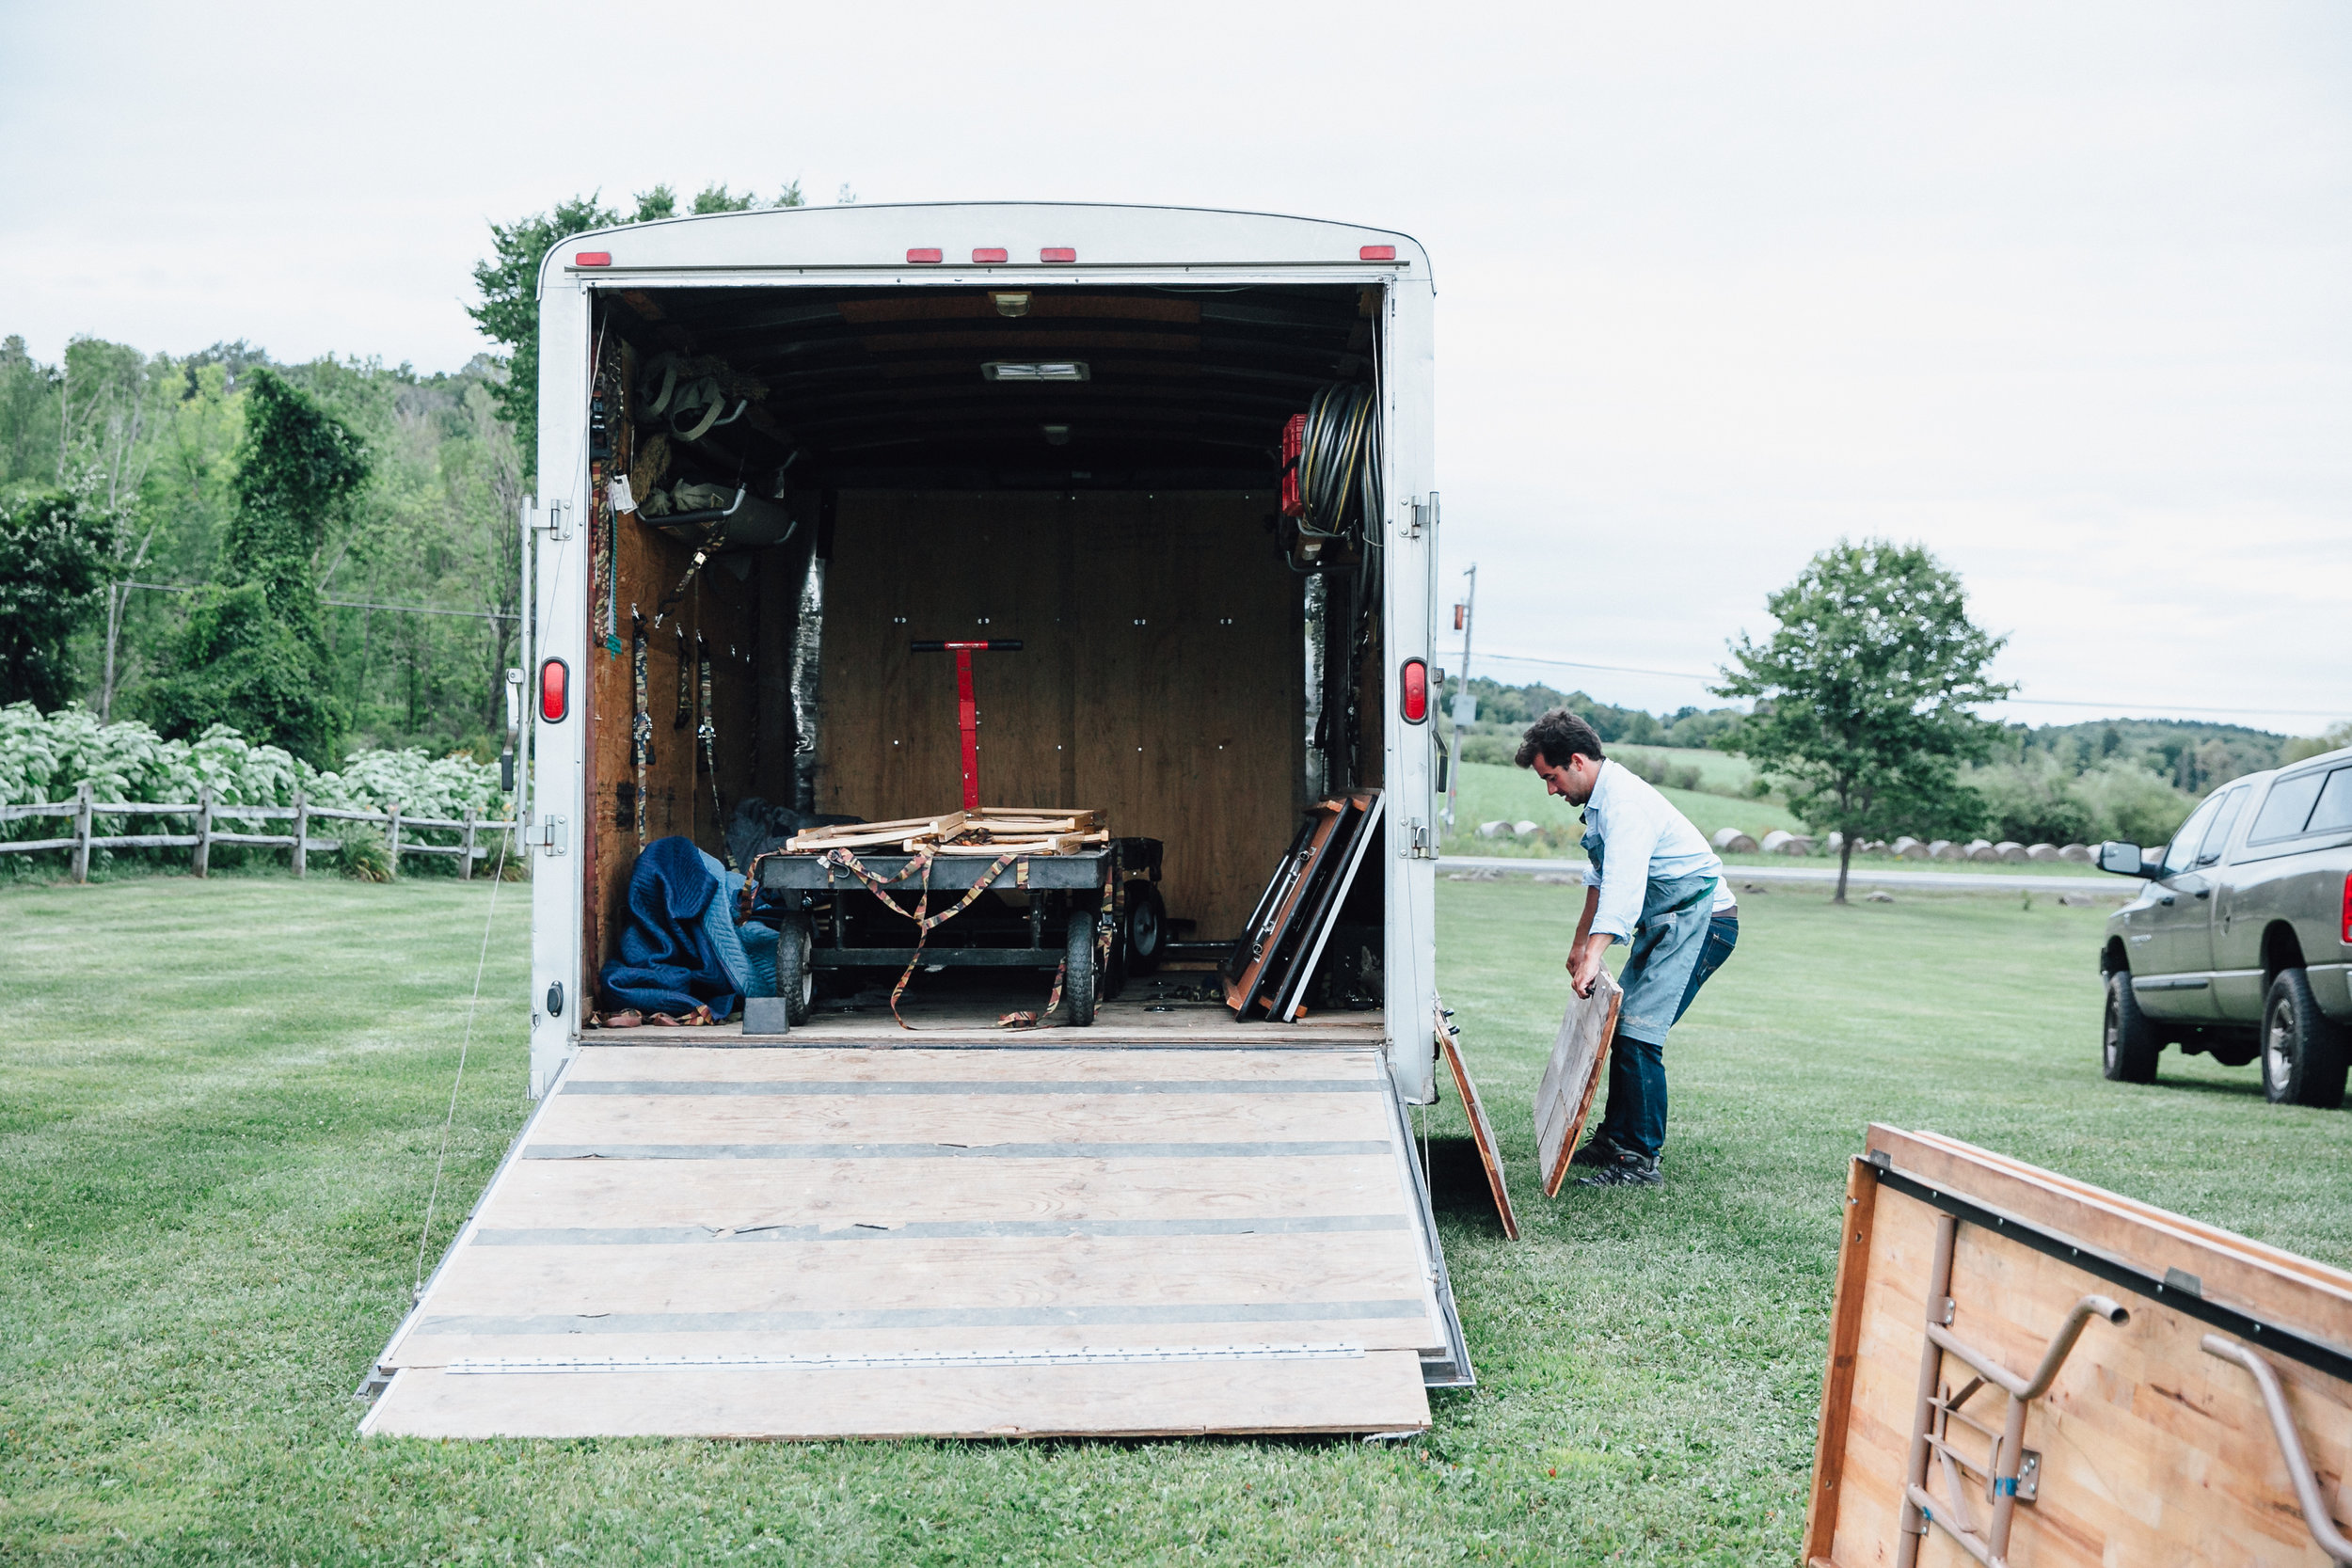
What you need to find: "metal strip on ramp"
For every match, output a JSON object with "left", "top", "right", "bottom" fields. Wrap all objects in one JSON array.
[{"left": 363, "top": 1045, "right": 1459, "bottom": 1438}]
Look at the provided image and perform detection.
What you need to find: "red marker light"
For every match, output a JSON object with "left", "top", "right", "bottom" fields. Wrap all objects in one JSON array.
[
  {"left": 906, "top": 247, "right": 944, "bottom": 264},
  {"left": 575, "top": 252, "right": 612, "bottom": 267},
  {"left": 1040, "top": 246, "right": 1076, "bottom": 263},
  {"left": 1359, "top": 245, "right": 1396, "bottom": 261},
  {"left": 1400, "top": 658, "right": 1430, "bottom": 723},
  {"left": 972, "top": 247, "right": 1009, "bottom": 263},
  {"left": 538, "top": 657, "right": 569, "bottom": 722},
  {"left": 2341, "top": 870, "right": 2351, "bottom": 944}
]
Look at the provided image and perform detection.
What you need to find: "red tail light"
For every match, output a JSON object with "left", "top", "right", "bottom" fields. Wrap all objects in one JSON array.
[
  {"left": 539, "top": 657, "right": 569, "bottom": 722},
  {"left": 574, "top": 252, "right": 612, "bottom": 267},
  {"left": 1040, "top": 246, "right": 1076, "bottom": 263},
  {"left": 2342, "top": 871, "right": 2351, "bottom": 944},
  {"left": 1400, "top": 658, "right": 1429, "bottom": 723},
  {"left": 972, "top": 247, "right": 1008, "bottom": 263},
  {"left": 1359, "top": 245, "right": 1396, "bottom": 261},
  {"left": 906, "top": 247, "right": 943, "bottom": 264}
]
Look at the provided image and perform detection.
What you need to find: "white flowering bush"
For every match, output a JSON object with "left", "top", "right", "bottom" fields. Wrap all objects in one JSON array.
[{"left": 0, "top": 703, "right": 513, "bottom": 876}]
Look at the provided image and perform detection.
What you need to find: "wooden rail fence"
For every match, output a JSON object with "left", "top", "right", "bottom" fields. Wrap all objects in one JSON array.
[{"left": 0, "top": 784, "right": 516, "bottom": 883}]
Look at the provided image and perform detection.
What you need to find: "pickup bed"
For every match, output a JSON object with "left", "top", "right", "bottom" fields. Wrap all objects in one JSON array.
[{"left": 2097, "top": 746, "right": 2352, "bottom": 1106}]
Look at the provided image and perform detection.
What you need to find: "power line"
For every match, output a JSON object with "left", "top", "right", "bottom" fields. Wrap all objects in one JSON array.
[
  {"left": 1472, "top": 647, "right": 2346, "bottom": 722},
  {"left": 124, "top": 580, "right": 517, "bottom": 623}
]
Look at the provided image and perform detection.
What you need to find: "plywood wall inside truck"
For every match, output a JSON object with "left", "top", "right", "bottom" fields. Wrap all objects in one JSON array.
[{"left": 818, "top": 491, "right": 1307, "bottom": 940}]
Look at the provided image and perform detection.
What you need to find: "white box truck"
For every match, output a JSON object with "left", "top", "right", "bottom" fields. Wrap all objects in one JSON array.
[{"left": 363, "top": 204, "right": 1470, "bottom": 1441}]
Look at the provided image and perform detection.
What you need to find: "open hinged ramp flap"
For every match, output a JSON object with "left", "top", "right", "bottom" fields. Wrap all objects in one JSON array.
[{"left": 362, "top": 1046, "right": 1469, "bottom": 1439}]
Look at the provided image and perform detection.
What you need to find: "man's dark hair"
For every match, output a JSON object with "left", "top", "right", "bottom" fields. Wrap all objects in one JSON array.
[{"left": 1516, "top": 708, "right": 1607, "bottom": 769}]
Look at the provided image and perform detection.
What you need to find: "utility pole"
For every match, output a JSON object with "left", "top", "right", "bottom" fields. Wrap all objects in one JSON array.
[{"left": 1442, "top": 563, "right": 1476, "bottom": 831}]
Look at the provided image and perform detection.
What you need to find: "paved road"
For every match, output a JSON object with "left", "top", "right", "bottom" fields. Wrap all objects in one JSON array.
[{"left": 1437, "top": 855, "right": 2127, "bottom": 896}]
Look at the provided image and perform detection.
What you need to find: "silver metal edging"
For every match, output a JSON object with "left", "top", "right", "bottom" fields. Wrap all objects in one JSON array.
[
  {"left": 446, "top": 1342, "right": 1368, "bottom": 1375},
  {"left": 1384, "top": 1073, "right": 1475, "bottom": 1390}
]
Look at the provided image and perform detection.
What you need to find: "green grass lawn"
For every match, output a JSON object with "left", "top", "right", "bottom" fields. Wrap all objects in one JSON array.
[
  {"left": 4, "top": 872, "right": 2346, "bottom": 1564},
  {"left": 1442, "top": 761, "right": 1804, "bottom": 859}
]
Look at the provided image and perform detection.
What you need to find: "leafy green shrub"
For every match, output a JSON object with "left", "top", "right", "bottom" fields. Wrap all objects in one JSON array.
[
  {"left": 0, "top": 702, "right": 511, "bottom": 877},
  {"left": 338, "top": 823, "right": 394, "bottom": 882}
]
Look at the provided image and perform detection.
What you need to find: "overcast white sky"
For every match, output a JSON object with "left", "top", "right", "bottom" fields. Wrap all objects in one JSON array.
[{"left": 5, "top": 1, "right": 2345, "bottom": 735}]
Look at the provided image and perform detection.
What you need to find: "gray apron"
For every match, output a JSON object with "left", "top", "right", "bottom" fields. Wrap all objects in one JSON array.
[{"left": 1584, "top": 824, "right": 1719, "bottom": 1045}]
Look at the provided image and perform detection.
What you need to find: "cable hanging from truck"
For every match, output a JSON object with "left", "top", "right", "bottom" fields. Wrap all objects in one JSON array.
[{"left": 1282, "top": 382, "right": 1382, "bottom": 566}]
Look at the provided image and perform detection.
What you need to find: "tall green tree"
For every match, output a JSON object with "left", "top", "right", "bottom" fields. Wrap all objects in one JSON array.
[
  {"left": 0, "top": 488, "right": 114, "bottom": 708},
  {"left": 1714, "top": 539, "right": 2012, "bottom": 903},
  {"left": 147, "top": 369, "right": 368, "bottom": 765},
  {"left": 469, "top": 182, "right": 807, "bottom": 481}
]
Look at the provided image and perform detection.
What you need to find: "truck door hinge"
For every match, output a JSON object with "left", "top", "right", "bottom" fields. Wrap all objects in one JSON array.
[
  {"left": 535, "top": 499, "right": 572, "bottom": 542},
  {"left": 531, "top": 814, "right": 568, "bottom": 856},
  {"left": 1406, "top": 494, "right": 1437, "bottom": 539}
]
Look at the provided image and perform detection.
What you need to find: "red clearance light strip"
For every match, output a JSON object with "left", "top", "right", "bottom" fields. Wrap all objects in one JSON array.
[
  {"left": 575, "top": 251, "right": 612, "bottom": 267},
  {"left": 907, "top": 247, "right": 944, "bottom": 264},
  {"left": 1041, "top": 246, "right": 1076, "bottom": 263},
  {"left": 972, "top": 247, "right": 1009, "bottom": 263},
  {"left": 1359, "top": 245, "right": 1396, "bottom": 261}
]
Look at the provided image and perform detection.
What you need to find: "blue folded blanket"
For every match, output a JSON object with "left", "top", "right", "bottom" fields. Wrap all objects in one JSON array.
[{"left": 597, "top": 836, "right": 774, "bottom": 1018}]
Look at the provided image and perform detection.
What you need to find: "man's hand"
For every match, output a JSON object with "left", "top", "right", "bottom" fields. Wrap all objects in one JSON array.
[{"left": 1567, "top": 932, "right": 1613, "bottom": 998}]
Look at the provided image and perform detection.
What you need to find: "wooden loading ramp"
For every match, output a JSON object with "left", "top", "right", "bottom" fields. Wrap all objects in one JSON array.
[{"left": 362, "top": 1045, "right": 1469, "bottom": 1440}]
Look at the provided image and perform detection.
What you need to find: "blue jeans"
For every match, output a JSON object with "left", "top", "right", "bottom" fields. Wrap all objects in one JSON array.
[{"left": 1595, "top": 911, "right": 1739, "bottom": 1162}]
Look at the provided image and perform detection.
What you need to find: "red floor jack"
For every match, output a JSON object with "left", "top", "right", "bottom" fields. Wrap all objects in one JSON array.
[{"left": 912, "top": 640, "right": 1023, "bottom": 811}]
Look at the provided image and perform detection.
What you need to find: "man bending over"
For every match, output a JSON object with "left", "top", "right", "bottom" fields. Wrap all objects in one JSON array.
[{"left": 1517, "top": 709, "right": 1740, "bottom": 1188}]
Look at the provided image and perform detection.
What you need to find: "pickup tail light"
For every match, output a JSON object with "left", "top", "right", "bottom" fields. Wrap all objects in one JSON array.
[
  {"left": 2342, "top": 871, "right": 2351, "bottom": 944},
  {"left": 1400, "top": 657, "right": 1429, "bottom": 724}
]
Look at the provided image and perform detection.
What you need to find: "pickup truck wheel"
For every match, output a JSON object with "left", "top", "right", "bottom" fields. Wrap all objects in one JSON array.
[
  {"left": 773, "top": 913, "right": 814, "bottom": 1028},
  {"left": 2103, "top": 970, "right": 2161, "bottom": 1084},
  {"left": 2261, "top": 969, "right": 2349, "bottom": 1108}
]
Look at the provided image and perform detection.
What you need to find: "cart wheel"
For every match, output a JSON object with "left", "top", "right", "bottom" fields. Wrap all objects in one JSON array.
[
  {"left": 1062, "top": 901, "right": 1098, "bottom": 1026},
  {"left": 1122, "top": 880, "right": 1167, "bottom": 976},
  {"left": 774, "top": 913, "right": 814, "bottom": 1027}
]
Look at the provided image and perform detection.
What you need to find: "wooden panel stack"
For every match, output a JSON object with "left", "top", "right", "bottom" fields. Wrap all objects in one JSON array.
[
  {"left": 1804, "top": 1124, "right": 2352, "bottom": 1567},
  {"left": 783, "top": 807, "right": 1107, "bottom": 857}
]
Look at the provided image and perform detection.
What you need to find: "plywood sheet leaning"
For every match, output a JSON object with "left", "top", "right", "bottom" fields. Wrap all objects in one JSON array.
[
  {"left": 1435, "top": 1000, "right": 1518, "bottom": 1241},
  {"left": 1268, "top": 792, "right": 1384, "bottom": 1023},
  {"left": 1224, "top": 801, "right": 1347, "bottom": 1019},
  {"left": 1534, "top": 971, "right": 1622, "bottom": 1198},
  {"left": 360, "top": 1046, "right": 1447, "bottom": 1440},
  {"left": 1803, "top": 1123, "right": 2352, "bottom": 1568}
]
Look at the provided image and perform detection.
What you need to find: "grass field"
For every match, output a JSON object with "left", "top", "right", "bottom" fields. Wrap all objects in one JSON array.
[
  {"left": 4, "top": 873, "right": 2347, "bottom": 1564},
  {"left": 1441, "top": 761, "right": 1804, "bottom": 859}
]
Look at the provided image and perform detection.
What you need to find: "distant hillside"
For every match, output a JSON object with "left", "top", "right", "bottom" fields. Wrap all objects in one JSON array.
[{"left": 2002, "top": 718, "right": 2286, "bottom": 794}]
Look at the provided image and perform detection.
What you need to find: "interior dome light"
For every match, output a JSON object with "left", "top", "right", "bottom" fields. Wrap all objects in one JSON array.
[
  {"left": 983, "top": 361, "right": 1090, "bottom": 382},
  {"left": 993, "top": 292, "right": 1031, "bottom": 317}
]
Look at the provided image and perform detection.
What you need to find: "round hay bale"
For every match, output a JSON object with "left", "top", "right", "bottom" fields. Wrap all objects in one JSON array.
[
  {"left": 1927, "top": 839, "right": 1959, "bottom": 861},
  {"left": 2026, "top": 843, "right": 2060, "bottom": 862},
  {"left": 1825, "top": 831, "right": 1846, "bottom": 853},
  {"left": 2059, "top": 844, "right": 2093, "bottom": 863},
  {"left": 1476, "top": 820, "right": 1509, "bottom": 839},
  {"left": 1965, "top": 839, "right": 1995, "bottom": 861},
  {"left": 1858, "top": 839, "right": 1887, "bottom": 856},
  {"left": 1710, "top": 827, "right": 1759, "bottom": 853},
  {"left": 1994, "top": 841, "right": 2026, "bottom": 863},
  {"left": 1512, "top": 819, "right": 1540, "bottom": 838},
  {"left": 1891, "top": 836, "right": 1929, "bottom": 860},
  {"left": 1760, "top": 829, "right": 1812, "bottom": 856}
]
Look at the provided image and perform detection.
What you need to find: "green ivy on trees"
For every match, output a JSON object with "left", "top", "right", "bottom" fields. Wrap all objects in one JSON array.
[
  {"left": 0, "top": 488, "right": 115, "bottom": 709},
  {"left": 148, "top": 369, "right": 367, "bottom": 766}
]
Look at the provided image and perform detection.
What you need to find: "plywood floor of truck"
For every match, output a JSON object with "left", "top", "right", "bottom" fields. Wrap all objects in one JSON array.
[{"left": 362, "top": 1045, "right": 1461, "bottom": 1439}]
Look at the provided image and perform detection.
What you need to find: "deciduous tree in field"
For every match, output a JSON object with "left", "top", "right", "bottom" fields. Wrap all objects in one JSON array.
[
  {"left": 1714, "top": 539, "right": 2010, "bottom": 904},
  {"left": 147, "top": 369, "right": 368, "bottom": 766},
  {"left": 0, "top": 488, "right": 114, "bottom": 709}
]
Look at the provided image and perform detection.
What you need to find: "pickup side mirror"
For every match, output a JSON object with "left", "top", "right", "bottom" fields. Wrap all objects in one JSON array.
[{"left": 2097, "top": 840, "right": 2160, "bottom": 879}]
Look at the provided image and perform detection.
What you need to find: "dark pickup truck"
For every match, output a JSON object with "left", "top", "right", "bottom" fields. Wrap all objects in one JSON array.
[{"left": 2098, "top": 745, "right": 2352, "bottom": 1106}]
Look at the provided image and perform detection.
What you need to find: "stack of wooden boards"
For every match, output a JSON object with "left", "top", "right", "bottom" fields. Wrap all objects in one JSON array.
[
  {"left": 786, "top": 808, "right": 1107, "bottom": 858},
  {"left": 1224, "top": 792, "right": 1383, "bottom": 1022},
  {"left": 1804, "top": 1124, "right": 2352, "bottom": 1567}
]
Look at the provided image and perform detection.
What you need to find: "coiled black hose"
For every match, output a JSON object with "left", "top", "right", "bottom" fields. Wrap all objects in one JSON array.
[{"left": 1293, "top": 382, "right": 1382, "bottom": 548}]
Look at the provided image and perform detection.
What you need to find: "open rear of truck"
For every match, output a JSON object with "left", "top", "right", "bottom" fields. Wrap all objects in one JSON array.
[{"left": 365, "top": 204, "right": 1467, "bottom": 1438}]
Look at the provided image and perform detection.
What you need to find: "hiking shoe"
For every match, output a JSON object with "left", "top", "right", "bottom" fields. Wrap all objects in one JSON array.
[
  {"left": 1576, "top": 1150, "right": 1662, "bottom": 1188},
  {"left": 1568, "top": 1133, "right": 1625, "bottom": 1167}
]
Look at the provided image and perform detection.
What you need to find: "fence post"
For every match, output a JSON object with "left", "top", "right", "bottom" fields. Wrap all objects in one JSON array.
[
  {"left": 386, "top": 799, "right": 402, "bottom": 876},
  {"left": 460, "top": 806, "right": 477, "bottom": 881},
  {"left": 71, "top": 782, "right": 92, "bottom": 884},
  {"left": 292, "top": 789, "right": 309, "bottom": 879},
  {"left": 192, "top": 785, "right": 214, "bottom": 878}
]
